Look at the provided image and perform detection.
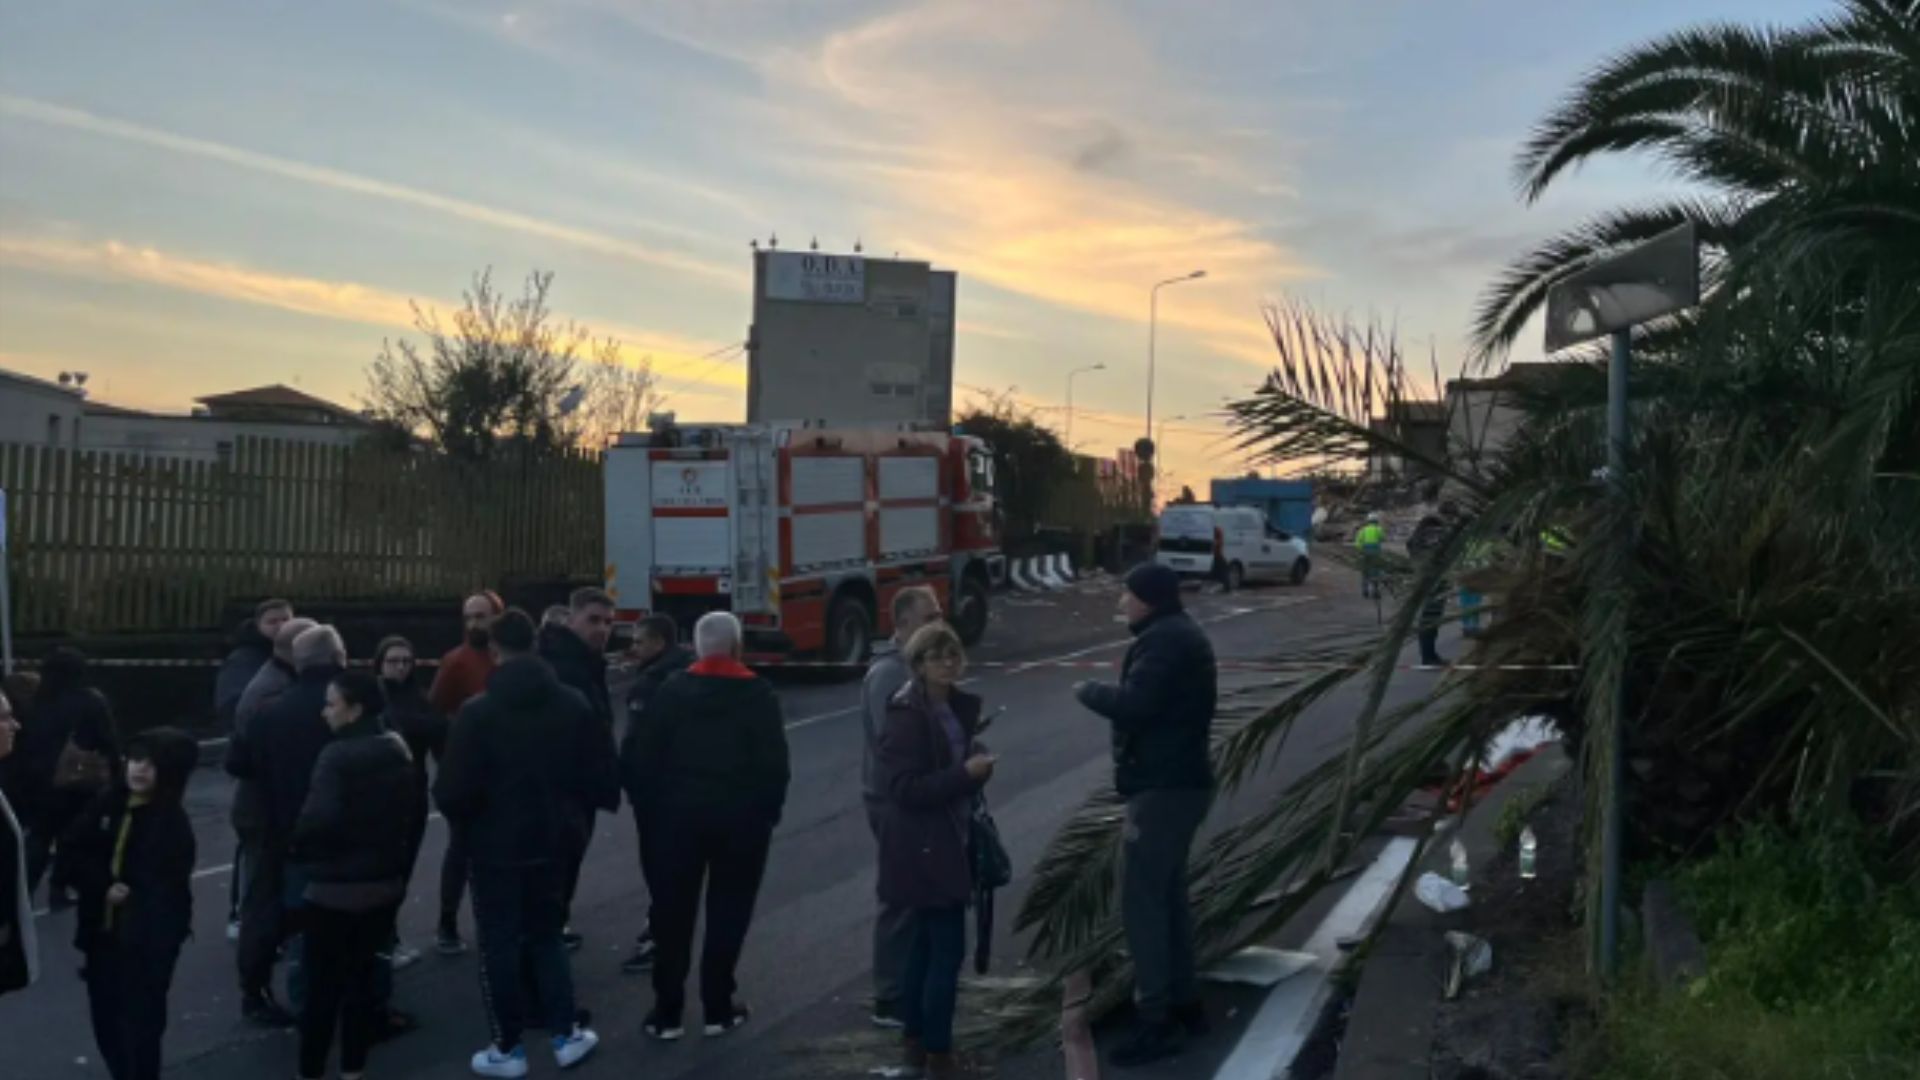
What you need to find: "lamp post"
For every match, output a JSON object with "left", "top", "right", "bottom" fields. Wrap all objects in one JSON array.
[
  {"left": 1146, "top": 270, "right": 1206, "bottom": 444},
  {"left": 1065, "top": 363, "right": 1106, "bottom": 451}
]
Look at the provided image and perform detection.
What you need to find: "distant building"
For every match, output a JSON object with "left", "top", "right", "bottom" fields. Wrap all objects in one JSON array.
[
  {"left": 1444, "top": 363, "right": 1565, "bottom": 470},
  {"left": 1367, "top": 400, "right": 1449, "bottom": 479},
  {"left": 0, "top": 367, "right": 375, "bottom": 461},
  {"left": 746, "top": 250, "right": 956, "bottom": 428}
]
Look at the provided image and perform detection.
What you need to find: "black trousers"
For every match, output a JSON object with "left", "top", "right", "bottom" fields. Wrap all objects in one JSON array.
[
  {"left": 471, "top": 862, "right": 576, "bottom": 1052},
  {"left": 648, "top": 807, "right": 773, "bottom": 1019},
  {"left": 237, "top": 845, "right": 294, "bottom": 996},
  {"left": 83, "top": 939, "right": 181, "bottom": 1080},
  {"left": 298, "top": 902, "right": 398, "bottom": 1079},
  {"left": 440, "top": 821, "right": 471, "bottom": 929},
  {"left": 632, "top": 804, "right": 660, "bottom": 935},
  {"left": 1122, "top": 789, "right": 1211, "bottom": 1024}
]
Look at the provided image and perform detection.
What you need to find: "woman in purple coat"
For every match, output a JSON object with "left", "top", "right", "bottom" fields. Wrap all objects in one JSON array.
[{"left": 874, "top": 624, "right": 997, "bottom": 1080}]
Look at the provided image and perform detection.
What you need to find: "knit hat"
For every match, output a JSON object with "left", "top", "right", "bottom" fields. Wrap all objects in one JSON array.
[{"left": 1125, "top": 562, "right": 1183, "bottom": 614}]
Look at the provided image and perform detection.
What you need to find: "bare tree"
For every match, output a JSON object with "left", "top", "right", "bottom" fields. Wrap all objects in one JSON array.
[
  {"left": 365, "top": 269, "right": 653, "bottom": 460},
  {"left": 566, "top": 353, "right": 658, "bottom": 450}
]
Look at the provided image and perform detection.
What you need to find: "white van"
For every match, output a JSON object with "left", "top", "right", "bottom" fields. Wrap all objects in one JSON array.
[{"left": 1155, "top": 504, "right": 1311, "bottom": 590}]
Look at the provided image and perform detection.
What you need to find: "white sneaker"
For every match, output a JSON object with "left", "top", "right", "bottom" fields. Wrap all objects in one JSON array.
[
  {"left": 552, "top": 1026, "right": 599, "bottom": 1069},
  {"left": 471, "top": 1043, "right": 528, "bottom": 1078},
  {"left": 389, "top": 943, "right": 423, "bottom": 971}
]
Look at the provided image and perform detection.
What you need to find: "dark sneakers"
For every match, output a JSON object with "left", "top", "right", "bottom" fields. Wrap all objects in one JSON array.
[
  {"left": 1173, "top": 1000, "right": 1210, "bottom": 1037},
  {"left": 643, "top": 1008, "right": 684, "bottom": 1042},
  {"left": 620, "top": 937, "right": 656, "bottom": 974},
  {"left": 241, "top": 989, "right": 296, "bottom": 1028},
  {"left": 703, "top": 1002, "right": 752, "bottom": 1037},
  {"left": 870, "top": 998, "right": 907, "bottom": 1030},
  {"left": 1110, "top": 1020, "right": 1187, "bottom": 1068}
]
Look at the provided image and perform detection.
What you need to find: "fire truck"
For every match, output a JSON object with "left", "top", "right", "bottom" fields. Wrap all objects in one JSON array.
[{"left": 604, "top": 417, "right": 1003, "bottom": 661}]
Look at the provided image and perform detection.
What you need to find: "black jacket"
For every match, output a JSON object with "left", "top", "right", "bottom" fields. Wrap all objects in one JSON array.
[
  {"left": 235, "top": 664, "right": 342, "bottom": 847},
  {"left": 618, "top": 644, "right": 695, "bottom": 804},
  {"left": 290, "top": 716, "right": 418, "bottom": 887},
  {"left": 214, "top": 620, "right": 272, "bottom": 731},
  {"left": 433, "top": 658, "right": 619, "bottom": 869},
  {"left": 382, "top": 678, "right": 446, "bottom": 802},
  {"left": 58, "top": 787, "right": 196, "bottom": 955},
  {"left": 16, "top": 686, "right": 118, "bottom": 816},
  {"left": 539, "top": 624, "right": 613, "bottom": 730},
  {"left": 631, "top": 660, "right": 790, "bottom": 827},
  {"left": 1, "top": 788, "right": 33, "bottom": 996},
  {"left": 1076, "top": 609, "right": 1217, "bottom": 797}
]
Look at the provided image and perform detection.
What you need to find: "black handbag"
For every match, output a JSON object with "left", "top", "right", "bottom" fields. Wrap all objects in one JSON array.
[{"left": 969, "top": 797, "right": 1011, "bottom": 890}]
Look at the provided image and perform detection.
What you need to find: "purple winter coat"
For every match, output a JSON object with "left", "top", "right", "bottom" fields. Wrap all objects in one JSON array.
[{"left": 875, "top": 680, "right": 985, "bottom": 910}]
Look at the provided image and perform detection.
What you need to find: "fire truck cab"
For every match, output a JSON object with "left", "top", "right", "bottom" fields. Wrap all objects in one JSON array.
[{"left": 605, "top": 416, "right": 1002, "bottom": 662}]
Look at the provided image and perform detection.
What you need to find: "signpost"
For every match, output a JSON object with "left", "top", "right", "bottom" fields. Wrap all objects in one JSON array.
[{"left": 1544, "top": 222, "right": 1700, "bottom": 979}]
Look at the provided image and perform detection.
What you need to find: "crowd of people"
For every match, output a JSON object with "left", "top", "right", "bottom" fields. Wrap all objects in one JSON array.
[{"left": 0, "top": 559, "right": 1223, "bottom": 1078}]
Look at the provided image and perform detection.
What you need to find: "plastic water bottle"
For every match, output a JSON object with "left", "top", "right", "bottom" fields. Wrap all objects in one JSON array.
[
  {"left": 1519, "top": 826, "right": 1538, "bottom": 880},
  {"left": 1449, "top": 838, "right": 1471, "bottom": 888}
]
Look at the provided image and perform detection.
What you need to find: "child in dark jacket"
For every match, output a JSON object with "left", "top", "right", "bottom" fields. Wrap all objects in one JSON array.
[{"left": 58, "top": 727, "right": 199, "bottom": 1080}]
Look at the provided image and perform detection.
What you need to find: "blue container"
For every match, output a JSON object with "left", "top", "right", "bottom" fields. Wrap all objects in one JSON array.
[{"left": 1209, "top": 478, "right": 1315, "bottom": 537}]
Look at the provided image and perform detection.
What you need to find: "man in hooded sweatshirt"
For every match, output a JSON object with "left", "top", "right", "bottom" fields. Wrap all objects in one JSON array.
[
  {"left": 58, "top": 726, "right": 199, "bottom": 1080},
  {"left": 631, "top": 612, "right": 790, "bottom": 1042},
  {"left": 1074, "top": 564, "right": 1217, "bottom": 1068},
  {"left": 436, "top": 609, "right": 613, "bottom": 1077}
]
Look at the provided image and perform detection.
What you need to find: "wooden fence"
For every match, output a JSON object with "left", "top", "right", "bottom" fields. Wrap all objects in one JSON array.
[{"left": 0, "top": 437, "right": 603, "bottom": 636}]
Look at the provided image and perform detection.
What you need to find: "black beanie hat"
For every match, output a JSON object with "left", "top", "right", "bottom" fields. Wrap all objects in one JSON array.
[{"left": 1125, "top": 562, "right": 1183, "bottom": 614}]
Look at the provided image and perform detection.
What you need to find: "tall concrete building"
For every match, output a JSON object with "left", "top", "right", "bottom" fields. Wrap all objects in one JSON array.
[{"left": 746, "top": 250, "right": 956, "bottom": 427}]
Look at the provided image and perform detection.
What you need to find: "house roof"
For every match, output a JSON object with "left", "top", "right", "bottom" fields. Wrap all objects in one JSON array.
[
  {"left": 195, "top": 384, "right": 368, "bottom": 424},
  {"left": 1446, "top": 362, "right": 1570, "bottom": 393},
  {"left": 1387, "top": 400, "right": 1447, "bottom": 424},
  {"left": 0, "top": 365, "right": 85, "bottom": 398}
]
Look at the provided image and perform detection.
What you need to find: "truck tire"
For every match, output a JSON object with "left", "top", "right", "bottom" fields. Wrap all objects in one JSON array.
[
  {"left": 1290, "top": 557, "right": 1310, "bottom": 586},
  {"left": 953, "top": 572, "right": 990, "bottom": 647},
  {"left": 825, "top": 593, "right": 874, "bottom": 668}
]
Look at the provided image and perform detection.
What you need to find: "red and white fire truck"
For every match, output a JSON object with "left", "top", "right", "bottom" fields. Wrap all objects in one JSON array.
[{"left": 604, "top": 417, "right": 1003, "bottom": 661}]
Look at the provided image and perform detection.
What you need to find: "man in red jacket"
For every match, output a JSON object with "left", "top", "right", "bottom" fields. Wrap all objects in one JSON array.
[{"left": 428, "top": 590, "right": 502, "bottom": 954}]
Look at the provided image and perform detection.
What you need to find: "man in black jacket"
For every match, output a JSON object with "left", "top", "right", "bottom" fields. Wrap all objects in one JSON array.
[
  {"left": 536, "top": 587, "right": 618, "bottom": 948},
  {"left": 631, "top": 612, "right": 789, "bottom": 1042},
  {"left": 1075, "top": 563, "right": 1217, "bottom": 1068},
  {"left": 1406, "top": 501, "right": 1458, "bottom": 668},
  {"left": 214, "top": 599, "right": 292, "bottom": 941},
  {"left": 230, "top": 624, "right": 345, "bottom": 1027},
  {"left": 616, "top": 613, "right": 693, "bottom": 976},
  {"left": 436, "top": 609, "right": 614, "bottom": 1075}
]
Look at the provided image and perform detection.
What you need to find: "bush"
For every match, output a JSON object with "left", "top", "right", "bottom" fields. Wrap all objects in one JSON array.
[{"left": 1595, "top": 822, "right": 1920, "bottom": 1079}]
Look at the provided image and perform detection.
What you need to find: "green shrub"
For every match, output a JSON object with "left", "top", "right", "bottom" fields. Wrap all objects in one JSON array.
[{"left": 1594, "top": 822, "right": 1920, "bottom": 1079}]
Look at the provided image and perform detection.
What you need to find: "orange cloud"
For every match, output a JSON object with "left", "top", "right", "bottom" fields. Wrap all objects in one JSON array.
[{"left": 0, "top": 235, "right": 744, "bottom": 391}]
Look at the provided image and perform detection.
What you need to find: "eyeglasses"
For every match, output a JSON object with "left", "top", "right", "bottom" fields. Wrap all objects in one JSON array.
[{"left": 382, "top": 656, "right": 414, "bottom": 667}]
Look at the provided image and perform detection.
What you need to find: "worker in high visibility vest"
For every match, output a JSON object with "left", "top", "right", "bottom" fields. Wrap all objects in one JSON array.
[{"left": 1354, "top": 512, "right": 1386, "bottom": 599}]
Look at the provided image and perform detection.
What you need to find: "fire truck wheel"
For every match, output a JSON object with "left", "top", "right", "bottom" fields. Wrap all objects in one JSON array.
[
  {"left": 953, "top": 573, "right": 990, "bottom": 647},
  {"left": 826, "top": 593, "right": 874, "bottom": 667}
]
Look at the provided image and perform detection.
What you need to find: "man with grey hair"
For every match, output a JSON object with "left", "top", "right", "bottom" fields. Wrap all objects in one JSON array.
[
  {"left": 230, "top": 624, "right": 346, "bottom": 1025},
  {"left": 862, "top": 585, "right": 942, "bottom": 1029},
  {"left": 227, "top": 616, "right": 316, "bottom": 938},
  {"left": 630, "top": 611, "right": 790, "bottom": 1041}
]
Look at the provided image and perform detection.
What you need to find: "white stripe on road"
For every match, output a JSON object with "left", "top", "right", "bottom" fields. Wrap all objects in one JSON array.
[{"left": 1211, "top": 836, "right": 1418, "bottom": 1080}]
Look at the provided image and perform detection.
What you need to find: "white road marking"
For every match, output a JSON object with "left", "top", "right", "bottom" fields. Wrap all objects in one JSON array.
[{"left": 1211, "top": 835, "right": 1418, "bottom": 1080}]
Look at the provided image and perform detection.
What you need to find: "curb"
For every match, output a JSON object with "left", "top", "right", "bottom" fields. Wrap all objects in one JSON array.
[{"left": 1334, "top": 745, "right": 1572, "bottom": 1080}]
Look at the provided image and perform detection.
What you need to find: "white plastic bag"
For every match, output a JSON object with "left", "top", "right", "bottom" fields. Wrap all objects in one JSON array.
[{"left": 1415, "top": 871, "right": 1471, "bottom": 913}]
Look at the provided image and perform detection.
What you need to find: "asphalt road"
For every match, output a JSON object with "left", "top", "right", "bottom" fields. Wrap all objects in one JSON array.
[{"left": 0, "top": 567, "right": 1455, "bottom": 1080}]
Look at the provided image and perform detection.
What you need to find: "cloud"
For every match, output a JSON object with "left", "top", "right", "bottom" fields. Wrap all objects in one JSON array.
[
  {"left": 0, "top": 94, "right": 737, "bottom": 284},
  {"left": 0, "top": 234, "right": 744, "bottom": 390}
]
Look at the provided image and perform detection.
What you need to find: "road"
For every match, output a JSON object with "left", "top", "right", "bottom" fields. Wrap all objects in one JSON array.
[{"left": 0, "top": 567, "right": 1455, "bottom": 1080}]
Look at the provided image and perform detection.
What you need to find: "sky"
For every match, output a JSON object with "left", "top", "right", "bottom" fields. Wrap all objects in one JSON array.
[{"left": 0, "top": 0, "right": 1828, "bottom": 489}]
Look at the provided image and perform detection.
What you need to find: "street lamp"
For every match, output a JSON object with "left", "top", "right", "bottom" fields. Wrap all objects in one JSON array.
[
  {"left": 1146, "top": 270, "right": 1206, "bottom": 444},
  {"left": 1065, "top": 363, "right": 1105, "bottom": 450}
]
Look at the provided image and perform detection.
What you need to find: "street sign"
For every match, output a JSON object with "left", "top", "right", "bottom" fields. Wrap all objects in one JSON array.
[{"left": 1545, "top": 223, "right": 1699, "bottom": 353}]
